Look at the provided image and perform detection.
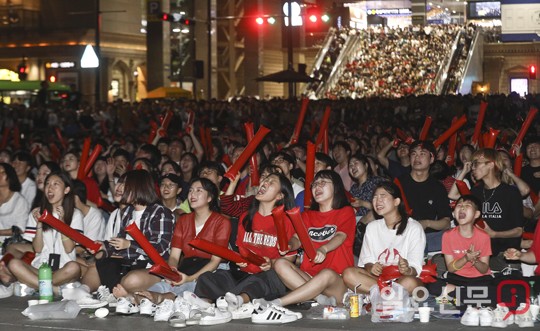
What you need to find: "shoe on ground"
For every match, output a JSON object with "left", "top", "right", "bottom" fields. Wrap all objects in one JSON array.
[
  {"left": 231, "top": 302, "right": 255, "bottom": 320},
  {"left": 460, "top": 306, "right": 480, "bottom": 326},
  {"left": 492, "top": 304, "right": 511, "bottom": 328},
  {"left": 251, "top": 304, "right": 299, "bottom": 324},
  {"left": 0, "top": 283, "right": 14, "bottom": 299},
  {"left": 139, "top": 298, "right": 157, "bottom": 316},
  {"left": 216, "top": 296, "right": 228, "bottom": 312},
  {"left": 182, "top": 291, "right": 211, "bottom": 310},
  {"left": 154, "top": 299, "right": 175, "bottom": 322},
  {"left": 14, "top": 282, "right": 35, "bottom": 297},
  {"left": 479, "top": 307, "right": 493, "bottom": 326},
  {"left": 514, "top": 303, "right": 534, "bottom": 328},
  {"left": 95, "top": 285, "right": 117, "bottom": 307},
  {"left": 199, "top": 306, "right": 232, "bottom": 326},
  {"left": 116, "top": 297, "right": 140, "bottom": 315},
  {"left": 225, "top": 292, "right": 241, "bottom": 311},
  {"left": 168, "top": 310, "right": 187, "bottom": 328},
  {"left": 75, "top": 297, "right": 109, "bottom": 309},
  {"left": 62, "top": 286, "right": 91, "bottom": 301}
]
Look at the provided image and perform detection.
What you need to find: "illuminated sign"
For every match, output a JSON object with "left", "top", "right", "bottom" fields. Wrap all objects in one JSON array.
[
  {"left": 45, "top": 62, "right": 76, "bottom": 69},
  {"left": 367, "top": 8, "right": 412, "bottom": 16}
]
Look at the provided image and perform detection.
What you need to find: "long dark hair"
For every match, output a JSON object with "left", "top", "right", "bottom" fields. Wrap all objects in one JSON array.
[
  {"left": 243, "top": 172, "right": 295, "bottom": 232},
  {"left": 188, "top": 177, "right": 220, "bottom": 212},
  {"left": 40, "top": 171, "right": 76, "bottom": 230},
  {"left": 0, "top": 162, "right": 21, "bottom": 192},
  {"left": 373, "top": 181, "right": 409, "bottom": 236},
  {"left": 310, "top": 170, "right": 350, "bottom": 211},
  {"left": 348, "top": 152, "right": 373, "bottom": 182}
]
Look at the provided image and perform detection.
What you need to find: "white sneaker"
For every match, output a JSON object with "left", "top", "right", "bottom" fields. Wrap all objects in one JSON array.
[
  {"left": 479, "top": 307, "right": 493, "bottom": 326},
  {"left": 169, "top": 297, "right": 192, "bottom": 327},
  {"left": 0, "top": 283, "right": 14, "bottom": 299},
  {"left": 154, "top": 299, "right": 174, "bottom": 322},
  {"left": 231, "top": 302, "right": 255, "bottom": 319},
  {"left": 96, "top": 285, "right": 117, "bottom": 307},
  {"left": 460, "top": 306, "right": 480, "bottom": 326},
  {"left": 116, "top": 297, "right": 140, "bottom": 314},
  {"left": 515, "top": 303, "right": 534, "bottom": 328},
  {"left": 252, "top": 304, "right": 299, "bottom": 324},
  {"left": 199, "top": 306, "right": 232, "bottom": 326},
  {"left": 492, "top": 304, "right": 511, "bottom": 328},
  {"left": 139, "top": 298, "right": 157, "bottom": 316},
  {"left": 76, "top": 297, "right": 109, "bottom": 309},
  {"left": 216, "top": 296, "right": 228, "bottom": 312},
  {"left": 62, "top": 287, "right": 91, "bottom": 301},
  {"left": 182, "top": 291, "right": 211, "bottom": 310},
  {"left": 225, "top": 292, "right": 242, "bottom": 311},
  {"left": 13, "top": 282, "right": 35, "bottom": 297}
]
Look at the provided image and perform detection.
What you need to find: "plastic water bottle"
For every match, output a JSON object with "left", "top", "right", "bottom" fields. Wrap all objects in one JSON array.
[{"left": 38, "top": 262, "right": 53, "bottom": 302}]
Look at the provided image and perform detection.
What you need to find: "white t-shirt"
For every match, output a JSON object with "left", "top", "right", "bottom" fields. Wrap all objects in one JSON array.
[
  {"left": 126, "top": 208, "right": 145, "bottom": 241},
  {"left": 31, "top": 209, "right": 84, "bottom": 269},
  {"left": 83, "top": 206, "right": 106, "bottom": 241},
  {"left": 104, "top": 208, "right": 122, "bottom": 240},
  {"left": 358, "top": 217, "right": 426, "bottom": 275},
  {"left": 20, "top": 178, "right": 37, "bottom": 206},
  {"left": 0, "top": 192, "right": 30, "bottom": 245}
]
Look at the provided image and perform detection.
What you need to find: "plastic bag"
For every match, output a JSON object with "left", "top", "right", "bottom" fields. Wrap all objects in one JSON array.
[
  {"left": 370, "top": 283, "right": 415, "bottom": 323},
  {"left": 22, "top": 300, "right": 81, "bottom": 320}
]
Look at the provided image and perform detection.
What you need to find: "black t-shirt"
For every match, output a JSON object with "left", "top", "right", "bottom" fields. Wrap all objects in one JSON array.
[
  {"left": 398, "top": 173, "right": 452, "bottom": 233},
  {"left": 521, "top": 165, "right": 540, "bottom": 194},
  {"left": 388, "top": 159, "right": 411, "bottom": 179},
  {"left": 471, "top": 182, "right": 523, "bottom": 255}
]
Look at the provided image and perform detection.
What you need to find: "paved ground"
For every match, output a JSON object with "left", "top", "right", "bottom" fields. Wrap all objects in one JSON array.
[{"left": 0, "top": 296, "right": 537, "bottom": 330}]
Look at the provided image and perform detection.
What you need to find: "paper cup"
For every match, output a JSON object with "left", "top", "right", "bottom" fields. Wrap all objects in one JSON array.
[
  {"left": 27, "top": 300, "right": 39, "bottom": 307},
  {"left": 418, "top": 307, "right": 431, "bottom": 323},
  {"left": 529, "top": 304, "right": 539, "bottom": 320}
]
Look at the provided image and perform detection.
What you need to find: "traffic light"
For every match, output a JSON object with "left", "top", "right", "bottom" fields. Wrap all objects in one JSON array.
[
  {"left": 530, "top": 65, "right": 537, "bottom": 80},
  {"left": 17, "top": 63, "right": 27, "bottom": 81},
  {"left": 160, "top": 12, "right": 193, "bottom": 25},
  {"left": 305, "top": 6, "right": 330, "bottom": 33},
  {"left": 48, "top": 74, "right": 56, "bottom": 83}
]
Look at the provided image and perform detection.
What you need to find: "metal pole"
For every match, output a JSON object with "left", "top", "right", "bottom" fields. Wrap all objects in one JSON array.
[
  {"left": 287, "top": 0, "right": 293, "bottom": 97},
  {"left": 207, "top": 0, "right": 211, "bottom": 99},
  {"left": 95, "top": 0, "right": 100, "bottom": 103}
]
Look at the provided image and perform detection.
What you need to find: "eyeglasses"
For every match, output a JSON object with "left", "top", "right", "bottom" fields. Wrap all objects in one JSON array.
[
  {"left": 471, "top": 160, "right": 491, "bottom": 168},
  {"left": 160, "top": 183, "right": 178, "bottom": 189},
  {"left": 311, "top": 180, "right": 333, "bottom": 189}
]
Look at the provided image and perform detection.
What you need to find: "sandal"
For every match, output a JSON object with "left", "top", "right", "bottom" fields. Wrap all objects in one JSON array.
[{"left": 186, "top": 308, "right": 203, "bottom": 325}]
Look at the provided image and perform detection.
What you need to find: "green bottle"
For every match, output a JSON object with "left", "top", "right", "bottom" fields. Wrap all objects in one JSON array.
[{"left": 38, "top": 262, "right": 53, "bottom": 302}]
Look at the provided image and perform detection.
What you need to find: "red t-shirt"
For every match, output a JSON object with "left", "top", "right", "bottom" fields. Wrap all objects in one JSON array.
[
  {"left": 300, "top": 206, "right": 356, "bottom": 276},
  {"left": 236, "top": 211, "right": 296, "bottom": 260},
  {"left": 529, "top": 224, "right": 540, "bottom": 275},
  {"left": 171, "top": 211, "right": 231, "bottom": 259},
  {"left": 442, "top": 227, "right": 492, "bottom": 278}
]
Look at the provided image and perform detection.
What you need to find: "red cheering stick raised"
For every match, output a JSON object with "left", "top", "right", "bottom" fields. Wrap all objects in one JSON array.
[
  {"left": 97, "top": 195, "right": 116, "bottom": 213},
  {"left": 315, "top": 106, "right": 331, "bottom": 149},
  {"left": 419, "top": 116, "right": 432, "bottom": 141},
  {"left": 199, "top": 127, "right": 208, "bottom": 156},
  {"left": 304, "top": 141, "right": 315, "bottom": 208},
  {"left": 77, "top": 137, "right": 92, "bottom": 180},
  {"left": 290, "top": 97, "right": 309, "bottom": 145},
  {"left": 455, "top": 179, "right": 471, "bottom": 195},
  {"left": 471, "top": 101, "right": 488, "bottom": 146},
  {"left": 271, "top": 205, "right": 289, "bottom": 252},
  {"left": 433, "top": 115, "right": 467, "bottom": 148},
  {"left": 161, "top": 110, "right": 173, "bottom": 131},
  {"left": 322, "top": 129, "right": 329, "bottom": 154},
  {"left": 125, "top": 223, "right": 181, "bottom": 282},
  {"left": 38, "top": 210, "right": 101, "bottom": 252},
  {"left": 224, "top": 126, "right": 271, "bottom": 181},
  {"left": 84, "top": 144, "right": 103, "bottom": 177},
  {"left": 285, "top": 207, "right": 317, "bottom": 261},
  {"left": 510, "top": 107, "right": 538, "bottom": 157},
  {"left": 393, "top": 178, "right": 412, "bottom": 216},
  {"left": 485, "top": 128, "right": 500, "bottom": 148},
  {"left": 445, "top": 117, "right": 459, "bottom": 166},
  {"left": 530, "top": 190, "right": 539, "bottom": 205},
  {"left": 238, "top": 246, "right": 266, "bottom": 266},
  {"left": 12, "top": 126, "right": 20, "bottom": 149},
  {"left": 395, "top": 128, "right": 414, "bottom": 144},
  {"left": 189, "top": 238, "right": 248, "bottom": 264},
  {"left": 514, "top": 153, "right": 523, "bottom": 177},
  {"left": 244, "top": 122, "right": 260, "bottom": 186},
  {"left": 205, "top": 128, "right": 214, "bottom": 160},
  {"left": 0, "top": 128, "right": 9, "bottom": 149},
  {"left": 186, "top": 110, "right": 195, "bottom": 134},
  {"left": 54, "top": 127, "right": 67, "bottom": 150},
  {"left": 147, "top": 121, "right": 158, "bottom": 144}
]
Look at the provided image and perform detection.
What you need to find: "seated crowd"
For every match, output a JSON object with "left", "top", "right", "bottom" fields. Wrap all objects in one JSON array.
[{"left": 0, "top": 93, "right": 538, "bottom": 327}]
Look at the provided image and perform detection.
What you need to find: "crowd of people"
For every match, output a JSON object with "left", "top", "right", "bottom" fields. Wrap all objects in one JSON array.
[{"left": 0, "top": 90, "right": 539, "bottom": 327}]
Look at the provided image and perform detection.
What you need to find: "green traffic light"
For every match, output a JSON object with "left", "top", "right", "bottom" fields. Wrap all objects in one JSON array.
[
  {"left": 267, "top": 17, "right": 276, "bottom": 25},
  {"left": 321, "top": 14, "right": 330, "bottom": 22}
]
